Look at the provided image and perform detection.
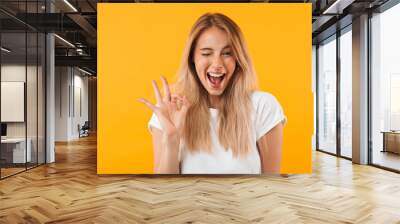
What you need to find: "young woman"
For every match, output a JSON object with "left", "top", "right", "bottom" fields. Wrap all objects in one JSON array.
[{"left": 139, "top": 13, "right": 286, "bottom": 174}]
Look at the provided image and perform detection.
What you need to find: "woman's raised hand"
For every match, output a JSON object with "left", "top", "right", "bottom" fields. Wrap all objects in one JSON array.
[{"left": 138, "top": 76, "right": 190, "bottom": 138}]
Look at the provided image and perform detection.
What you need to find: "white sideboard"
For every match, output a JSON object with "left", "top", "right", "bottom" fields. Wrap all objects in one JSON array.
[{"left": 1, "top": 138, "right": 32, "bottom": 163}]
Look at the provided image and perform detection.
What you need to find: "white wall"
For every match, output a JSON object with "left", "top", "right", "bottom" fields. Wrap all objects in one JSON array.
[
  {"left": 72, "top": 73, "right": 89, "bottom": 138},
  {"left": 55, "top": 67, "right": 89, "bottom": 141},
  {"left": 1, "top": 65, "right": 38, "bottom": 137},
  {"left": 55, "top": 67, "right": 70, "bottom": 141},
  {"left": 1, "top": 82, "right": 25, "bottom": 122},
  {"left": 1, "top": 65, "right": 26, "bottom": 131}
]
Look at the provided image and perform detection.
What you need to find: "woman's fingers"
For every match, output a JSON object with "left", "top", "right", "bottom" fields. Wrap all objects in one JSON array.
[
  {"left": 170, "top": 97, "right": 178, "bottom": 111},
  {"left": 171, "top": 94, "right": 183, "bottom": 110},
  {"left": 182, "top": 95, "right": 190, "bottom": 106},
  {"left": 152, "top": 80, "right": 163, "bottom": 104},
  {"left": 161, "top": 76, "right": 171, "bottom": 102},
  {"left": 181, "top": 96, "right": 190, "bottom": 112},
  {"left": 138, "top": 98, "right": 156, "bottom": 111},
  {"left": 171, "top": 94, "right": 190, "bottom": 111}
]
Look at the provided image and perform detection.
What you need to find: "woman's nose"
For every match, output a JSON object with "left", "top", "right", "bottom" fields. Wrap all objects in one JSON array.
[{"left": 211, "top": 56, "right": 224, "bottom": 71}]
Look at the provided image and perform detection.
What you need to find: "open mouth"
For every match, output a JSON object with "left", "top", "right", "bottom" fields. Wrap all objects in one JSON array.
[{"left": 207, "top": 72, "right": 225, "bottom": 88}]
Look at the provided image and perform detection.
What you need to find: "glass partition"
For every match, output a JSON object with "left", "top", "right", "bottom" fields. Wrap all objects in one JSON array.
[
  {"left": 0, "top": 1, "right": 46, "bottom": 179},
  {"left": 1, "top": 30, "right": 28, "bottom": 177}
]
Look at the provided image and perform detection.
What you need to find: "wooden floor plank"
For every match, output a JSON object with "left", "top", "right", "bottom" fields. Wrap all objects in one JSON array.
[{"left": 1, "top": 134, "right": 400, "bottom": 223}]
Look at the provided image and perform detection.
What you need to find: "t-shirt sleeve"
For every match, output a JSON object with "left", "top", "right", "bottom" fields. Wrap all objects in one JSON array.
[
  {"left": 255, "top": 92, "right": 286, "bottom": 140},
  {"left": 148, "top": 113, "right": 162, "bottom": 132}
]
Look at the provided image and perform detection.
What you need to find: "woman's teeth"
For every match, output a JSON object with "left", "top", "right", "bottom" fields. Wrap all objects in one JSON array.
[{"left": 208, "top": 72, "right": 224, "bottom": 78}]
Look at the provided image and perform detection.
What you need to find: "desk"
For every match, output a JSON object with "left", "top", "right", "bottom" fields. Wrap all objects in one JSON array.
[
  {"left": 1, "top": 138, "right": 31, "bottom": 163},
  {"left": 381, "top": 131, "right": 400, "bottom": 154}
]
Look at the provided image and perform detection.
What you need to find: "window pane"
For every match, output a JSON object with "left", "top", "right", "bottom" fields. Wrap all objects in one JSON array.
[
  {"left": 318, "top": 36, "right": 337, "bottom": 154},
  {"left": 371, "top": 3, "right": 400, "bottom": 171},
  {"left": 340, "top": 29, "right": 352, "bottom": 158}
]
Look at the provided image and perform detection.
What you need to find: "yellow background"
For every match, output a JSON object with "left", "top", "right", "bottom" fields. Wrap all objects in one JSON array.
[{"left": 98, "top": 3, "right": 312, "bottom": 174}]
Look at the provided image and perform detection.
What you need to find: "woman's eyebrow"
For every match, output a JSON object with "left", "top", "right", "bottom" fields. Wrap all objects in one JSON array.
[
  {"left": 199, "top": 48, "right": 213, "bottom": 51},
  {"left": 200, "top": 46, "right": 231, "bottom": 51}
]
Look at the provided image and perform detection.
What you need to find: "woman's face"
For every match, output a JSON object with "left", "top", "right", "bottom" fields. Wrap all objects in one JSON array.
[{"left": 193, "top": 27, "right": 236, "bottom": 97}]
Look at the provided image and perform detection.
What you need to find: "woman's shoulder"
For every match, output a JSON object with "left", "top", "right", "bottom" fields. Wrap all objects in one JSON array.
[
  {"left": 250, "top": 91, "right": 286, "bottom": 139},
  {"left": 250, "top": 90, "right": 279, "bottom": 105}
]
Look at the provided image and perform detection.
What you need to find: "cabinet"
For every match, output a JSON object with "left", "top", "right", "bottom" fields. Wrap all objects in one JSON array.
[{"left": 382, "top": 131, "right": 400, "bottom": 154}]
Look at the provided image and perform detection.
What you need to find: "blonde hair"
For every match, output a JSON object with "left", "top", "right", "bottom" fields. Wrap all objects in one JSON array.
[{"left": 175, "top": 13, "right": 258, "bottom": 157}]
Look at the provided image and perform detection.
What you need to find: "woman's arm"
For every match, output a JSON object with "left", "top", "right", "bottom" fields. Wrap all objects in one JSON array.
[
  {"left": 256, "top": 122, "right": 284, "bottom": 174},
  {"left": 139, "top": 77, "right": 190, "bottom": 174},
  {"left": 151, "top": 127, "right": 181, "bottom": 174}
]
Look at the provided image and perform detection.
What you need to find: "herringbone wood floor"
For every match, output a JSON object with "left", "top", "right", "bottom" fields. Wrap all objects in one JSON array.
[{"left": 1, "top": 134, "right": 400, "bottom": 224}]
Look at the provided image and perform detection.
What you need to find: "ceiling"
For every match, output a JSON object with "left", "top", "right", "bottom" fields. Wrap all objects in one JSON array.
[
  {"left": 0, "top": 0, "right": 97, "bottom": 73},
  {"left": 0, "top": 0, "right": 394, "bottom": 74}
]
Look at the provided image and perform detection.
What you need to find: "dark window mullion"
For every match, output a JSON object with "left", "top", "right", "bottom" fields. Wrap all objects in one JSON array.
[
  {"left": 36, "top": 0, "right": 39, "bottom": 167},
  {"left": 0, "top": 22, "right": 2, "bottom": 179},
  {"left": 367, "top": 11, "right": 373, "bottom": 165},
  {"left": 316, "top": 45, "right": 319, "bottom": 150},
  {"left": 25, "top": 0, "right": 28, "bottom": 171},
  {"left": 336, "top": 30, "right": 341, "bottom": 157}
]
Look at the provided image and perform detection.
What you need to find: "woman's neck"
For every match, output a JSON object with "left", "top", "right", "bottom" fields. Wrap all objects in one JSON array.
[{"left": 209, "top": 95, "right": 221, "bottom": 109}]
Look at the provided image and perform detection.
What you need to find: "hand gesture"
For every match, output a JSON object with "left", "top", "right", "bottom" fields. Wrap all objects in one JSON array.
[{"left": 138, "top": 76, "right": 190, "bottom": 138}]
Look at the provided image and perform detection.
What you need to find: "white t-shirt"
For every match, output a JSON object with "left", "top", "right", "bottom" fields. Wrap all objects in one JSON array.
[{"left": 148, "top": 91, "right": 286, "bottom": 174}]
